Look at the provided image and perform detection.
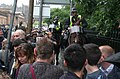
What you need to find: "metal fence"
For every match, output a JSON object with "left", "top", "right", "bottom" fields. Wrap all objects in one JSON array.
[{"left": 85, "top": 29, "right": 120, "bottom": 53}]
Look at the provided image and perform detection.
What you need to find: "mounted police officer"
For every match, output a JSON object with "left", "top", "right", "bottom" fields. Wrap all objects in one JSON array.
[
  {"left": 50, "top": 16, "right": 62, "bottom": 65},
  {"left": 65, "top": 8, "right": 88, "bottom": 45},
  {"left": 52, "top": 16, "right": 62, "bottom": 39}
]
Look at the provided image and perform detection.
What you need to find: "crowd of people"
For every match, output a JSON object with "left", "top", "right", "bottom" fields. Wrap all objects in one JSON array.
[{"left": 0, "top": 8, "right": 120, "bottom": 79}]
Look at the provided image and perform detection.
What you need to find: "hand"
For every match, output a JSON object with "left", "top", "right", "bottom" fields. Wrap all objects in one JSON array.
[
  {"left": 74, "top": 18, "right": 81, "bottom": 25},
  {"left": 118, "top": 25, "right": 120, "bottom": 29}
]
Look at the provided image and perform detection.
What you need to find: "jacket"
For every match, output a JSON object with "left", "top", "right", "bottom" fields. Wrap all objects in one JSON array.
[
  {"left": 17, "top": 62, "right": 64, "bottom": 79},
  {"left": 59, "top": 71, "right": 81, "bottom": 79}
]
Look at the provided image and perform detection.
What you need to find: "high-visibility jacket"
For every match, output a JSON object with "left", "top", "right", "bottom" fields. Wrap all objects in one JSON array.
[
  {"left": 70, "top": 15, "right": 82, "bottom": 27},
  {"left": 55, "top": 22, "right": 61, "bottom": 31}
]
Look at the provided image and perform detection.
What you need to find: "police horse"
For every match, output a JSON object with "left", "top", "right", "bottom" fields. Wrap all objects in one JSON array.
[
  {"left": 68, "top": 25, "right": 87, "bottom": 46},
  {"left": 49, "top": 23, "right": 62, "bottom": 65}
]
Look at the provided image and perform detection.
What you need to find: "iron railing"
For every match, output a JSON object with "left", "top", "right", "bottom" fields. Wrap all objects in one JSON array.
[{"left": 85, "top": 29, "right": 120, "bottom": 52}]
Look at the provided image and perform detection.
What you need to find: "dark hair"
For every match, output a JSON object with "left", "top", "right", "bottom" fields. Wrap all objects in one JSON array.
[
  {"left": 36, "top": 37, "right": 54, "bottom": 59},
  {"left": 18, "top": 26, "right": 26, "bottom": 32},
  {"left": 83, "top": 43, "right": 101, "bottom": 66},
  {"left": 12, "top": 38, "right": 27, "bottom": 47},
  {"left": 64, "top": 44, "right": 86, "bottom": 72},
  {"left": 15, "top": 43, "right": 35, "bottom": 68},
  {"left": 15, "top": 43, "right": 34, "bottom": 57}
]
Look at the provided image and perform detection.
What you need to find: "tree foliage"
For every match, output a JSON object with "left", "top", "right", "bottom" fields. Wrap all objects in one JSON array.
[
  {"left": 75, "top": 0, "right": 120, "bottom": 35},
  {"left": 44, "top": 0, "right": 120, "bottom": 35},
  {"left": 43, "top": 5, "right": 70, "bottom": 27}
]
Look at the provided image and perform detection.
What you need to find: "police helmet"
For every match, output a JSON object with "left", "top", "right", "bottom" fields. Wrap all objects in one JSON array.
[
  {"left": 71, "top": 8, "right": 77, "bottom": 13},
  {"left": 54, "top": 16, "right": 59, "bottom": 20}
]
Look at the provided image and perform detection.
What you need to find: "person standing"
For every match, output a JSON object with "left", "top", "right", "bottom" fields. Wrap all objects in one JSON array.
[
  {"left": 8, "top": 38, "right": 27, "bottom": 75},
  {"left": 0, "top": 39, "right": 8, "bottom": 64},
  {"left": 17, "top": 37, "right": 64, "bottom": 79},
  {"left": 83, "top": 43, "right": 107, "bottom": 79},
  {"left": 59, "top": 44, "right": 86, "bottom": 79},
  {"left": 51, "top": 16, "right": 63, "bottom": 65},
  {"left": 13, "top": 29, "right": 26, "bottom": 41},
  {"left": 0, "top": 27, "right": 4, "bottom": 50},
  {"left": 11, "top": 43, "right": 35, "bottom": 79},
  {"left": 99, "top": 45, "right": 120, "bottom": 79}
]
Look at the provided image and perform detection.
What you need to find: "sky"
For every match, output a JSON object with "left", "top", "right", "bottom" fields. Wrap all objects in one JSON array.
[
  {"left": 0, "top": 0, "right": 61, "bottom": 8},
  {"left": 0, "top": 0, "right": 29, "bottom": 7}
]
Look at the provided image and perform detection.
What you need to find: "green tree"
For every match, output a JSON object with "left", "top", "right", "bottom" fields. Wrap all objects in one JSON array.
[
  {"left": 43, "top": 6, "right": 70, "bottom": 29},
  {"left": 74, "top": 0, "right": 120, "bottom": 35},
  {"left": 44, "top": 0, "right": 120, "bottom": 35}
]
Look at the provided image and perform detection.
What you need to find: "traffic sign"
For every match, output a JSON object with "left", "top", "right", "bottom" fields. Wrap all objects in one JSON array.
[{"left": 35, "top": 0, "right": 70, "bottom": 5}]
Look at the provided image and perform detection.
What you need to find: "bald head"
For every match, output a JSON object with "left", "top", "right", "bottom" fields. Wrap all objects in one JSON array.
[{"left": 99, "top": 45, "right": 114, "bottom": 58}]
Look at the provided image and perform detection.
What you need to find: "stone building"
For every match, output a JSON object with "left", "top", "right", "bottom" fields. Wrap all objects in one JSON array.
[{"left": 0, "top": 8, "right": 25, "bottom": 26}]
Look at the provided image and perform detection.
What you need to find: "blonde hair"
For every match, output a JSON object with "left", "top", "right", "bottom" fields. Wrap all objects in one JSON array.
[
  {"left": 99, "top": 45, "right": 115, "bottom": 57},
  {"left": 14, "top": 29, "right": 26, "bottom": 39}
]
